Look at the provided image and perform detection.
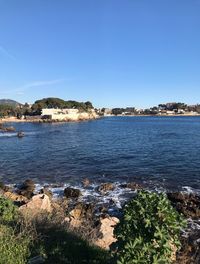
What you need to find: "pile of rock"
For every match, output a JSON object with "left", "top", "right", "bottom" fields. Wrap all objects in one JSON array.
[
  {"left": 17, "top": 179, "right": 35, "bottom": 199},
  {"left": 167, "top": 192, "right": 200, "bottom": 219}
]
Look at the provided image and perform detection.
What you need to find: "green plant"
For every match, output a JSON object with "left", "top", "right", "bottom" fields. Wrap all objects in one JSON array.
[
  {"left": 0, "top": 224, "right": 32, "bottom": 264},
  {"left": 114, "top": 191, "right": 186, "bottom": 264},
  {"left": 0, "top": 196, "right": 17, "bottom": 223}
]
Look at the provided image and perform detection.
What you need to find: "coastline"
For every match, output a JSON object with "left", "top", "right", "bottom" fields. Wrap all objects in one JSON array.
[
  {"left": 0, "top": 114, "right": 100, "bottom": 123},
  {"left": 1, "top": 114, "right": 200, "bottom": 124},
  {"left": 1, "top": 179, "right": 199, "bottom": 263},
  {"left": 104, "top": 113, "right": 200, "bottom": 117}
]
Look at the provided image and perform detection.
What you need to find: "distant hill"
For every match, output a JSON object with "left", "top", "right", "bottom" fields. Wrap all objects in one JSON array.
[{"left": 0, "top": 99, "right": 21, "bottom": 107}]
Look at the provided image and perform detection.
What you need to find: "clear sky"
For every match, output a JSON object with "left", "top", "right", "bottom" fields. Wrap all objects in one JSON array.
[{"left": 0, "top": 0, "right": 200, "bottom": 108}]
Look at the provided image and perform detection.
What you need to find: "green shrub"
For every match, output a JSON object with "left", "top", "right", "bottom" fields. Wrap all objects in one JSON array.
[
  {"left": 114, "top": 191, "right": 186, "bottom": 264},
  {"left": 0, "top": 224, "right": 32, "bottom": 264},
  {"left": 0, "top": 196, "right": 17, "bottom": 223},
  {"left": 0, "top": 197, "right": 33, "bottom": 264}
]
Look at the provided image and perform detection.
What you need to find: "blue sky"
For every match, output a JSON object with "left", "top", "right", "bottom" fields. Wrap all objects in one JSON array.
[{"left": 0, "top": 0, "right": 200, "bottom": 108}]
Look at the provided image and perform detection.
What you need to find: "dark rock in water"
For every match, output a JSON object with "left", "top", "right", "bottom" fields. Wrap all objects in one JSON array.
[
  {"left": 82, "top": 178, "right": 90, "bottom": 188},
  {"left": 120, "top": 182, "right": 143, "bottom": 190},
  {"left": 0, "top": 181, "right": 5, "bottom": 190},
  {"left": 17, "top": 179, "right": 35, "bottom": 199},
  {"left": 39, "top": 187, "right": 53, "bottom": 198},
  {"left": 64, "top": 187, "right": 81, "bottom": 198},
  {"left": 0, "top": 182, "right": 12, "bottom": 192},
  {"left": 17, "top": 131, "right": 25, "bottom": 138},
  {"left": 167, "top": 192, "right": 200, "bottom": 219},
  {"left": 97, "top": 183, "right": 115, "bottom": 194},
  {"left": 47, "top": 183, "right": 64, "bottom": 188},
  {"left": 0, "top": 126, "right": 15, "bottom": 132}
]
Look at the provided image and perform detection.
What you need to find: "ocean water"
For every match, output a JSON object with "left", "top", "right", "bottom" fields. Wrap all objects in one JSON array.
[{"left": 1, "top": 116, "right": 200, "bottom": 195}]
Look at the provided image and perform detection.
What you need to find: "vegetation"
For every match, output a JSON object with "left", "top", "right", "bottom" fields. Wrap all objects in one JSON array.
[
  {"left": 0, "top": 196, "right": 109, "bottom": 264},
  {"left": 0, "top": 197, "right": 33, "bottom": 264},
  {"left": 0, "top": 99, "right": 21, "bottom": 107},
  {"left": 0, "top": 191, "right": 187, "bottom": 264},
  {"left": 114, "top": 191, "right": 186, "bottom": 264},
  {"left": 0, "top": 197, "right": 17, "bottom": 222},
  {"left": 31, "top": 98, "right": 94, "bottom": 115},
  {"left": 0, "top": 97, "right": 94, "bottom": 118}
]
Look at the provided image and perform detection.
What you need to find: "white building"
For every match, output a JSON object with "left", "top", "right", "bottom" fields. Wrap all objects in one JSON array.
[{"left": 42, "top": 108, "right": 79, "bottom": 120}]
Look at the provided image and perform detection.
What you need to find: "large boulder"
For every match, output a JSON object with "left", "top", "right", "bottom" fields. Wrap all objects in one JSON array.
[
  {"left": 19, "top": 194, "right": 52, "bottom": 216},
  {"left": 97, "top": 183, "right": 115, "bottom": 194},
  {"left": 64, "top": 187, "right": 81, "bottom": 199},
  {"left": 167, "top": 192, "right": 200, "bottom": 219},
  {"left": 94, "top": 216, "right": 119, "bottom": 249}
]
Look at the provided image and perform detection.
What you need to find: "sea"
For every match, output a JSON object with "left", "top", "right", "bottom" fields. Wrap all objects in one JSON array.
[{"left": 1, "top": 116, "right": 200, "bottom": 207}]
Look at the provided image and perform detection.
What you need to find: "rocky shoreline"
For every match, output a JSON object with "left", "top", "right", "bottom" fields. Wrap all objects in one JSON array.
[{"left": 0, "top": 179, "right": 199, "bottom": 263}]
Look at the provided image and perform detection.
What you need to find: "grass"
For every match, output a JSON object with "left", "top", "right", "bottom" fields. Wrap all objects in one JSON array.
[{"left": 0, "top": 196, "right": 111, "bottom": 264}]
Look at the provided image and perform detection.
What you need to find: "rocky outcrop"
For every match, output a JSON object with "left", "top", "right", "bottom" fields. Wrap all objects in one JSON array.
[
  {"left": 65, "top": 202, "right": 94, "bottom": 228},
  {"left": 167, "top": 192, "right": 200, "bottom": 219},
  {"left": 94, "top": 216, "right": 119, "bottom": 249},
  {"left": 64, "top": 187, "right": 81, "bottom": 199},
  {"left": 120, "top": 182, "right": 143, "bottom": 190},
  {"left": 39, "top": 187, "right": 53, "bottom": 199},
  {"left": 97, "top": 183, "right": 115, "bottom": 194},
  {"left": 0, "top": 124, "right": 15, "bottom": 132},
  {"left": 19, "top": 194, "right": 52, "bottom": 216},
  {"left": 0, "top": 182, "right": 12, "bottom": 192},
  {"left": 176, "top": 225, "right": 200, "bottom": 264},
  {"left": 17, "top": 179, "right": 35, "bottom": 199},
  {"left": 4, "top": 191, "right": 28, "bottom": 205}
]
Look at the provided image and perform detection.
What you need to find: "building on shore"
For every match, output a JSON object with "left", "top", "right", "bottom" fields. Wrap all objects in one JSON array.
[
  {"left": 41, "top": 108, "right": 97, "bottom": 121},
  {"left": 42, "top": 108, "right": 79, "bottom": 120}
]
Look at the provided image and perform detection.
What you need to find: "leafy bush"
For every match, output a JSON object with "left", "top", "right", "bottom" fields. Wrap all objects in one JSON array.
[
  {"left": 0, "top": 224, "right": 32, "bottom": 264},
  {"left": 0, "top": 197, "right": 33, "bottom": 264},
  {"left": 0, "top": 196, "right": 17, "bottom": 223},
  {"left": 114, "top": 191, "right": 186, "bottom": 264}
]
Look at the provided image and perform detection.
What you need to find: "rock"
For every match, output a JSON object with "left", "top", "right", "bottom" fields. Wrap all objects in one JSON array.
[
  {"left": 70, "top": 202, "right": 94, "bottom": 219},
  {"left": 94, "top": 216, "right": 119, "bottom": 249},
  {"left": 0, "top": 182, "right": 5, "bottom": 190},
  {"left": 19, "top": 194, "right": 52, "bottom": 215},
  {"left": 97, "top": 183, "right": 115, "bottom": 194},
  {"left": 167, "top": 192, "right": 200, "bottom": 219},
  {"left": 17, "top": 179, "right": 35, "bottom": 199},
  {"left": 64, "top": 187, "right": 81, "bottom": 198},
  {"left": 82, "top": 178, "right": 90, "bottom": 188},
  {"left": 175, "top": 225, "right": 200, "bottom": 264},
  {"left": 39, "top": 187, "right": 53, "bottom": 198},
  {"left": 66, "top": 202, "right": 94, "bottom": 228},
  {"left": 3, "top": 126, "right": 15, "bottom": 132},
  {"left": 0, "top": 182, "right": 12, "bottom": 192},
  {"left": 4, "top": 191, "right": 28, "bottom": 205},
  {"left": 120, "top": 182, "right": 143, "bottom": 190}
]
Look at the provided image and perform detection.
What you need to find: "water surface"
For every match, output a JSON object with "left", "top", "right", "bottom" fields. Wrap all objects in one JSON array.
[{"left": 1, "top": 116, "right": 200, "bottom": 193}]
